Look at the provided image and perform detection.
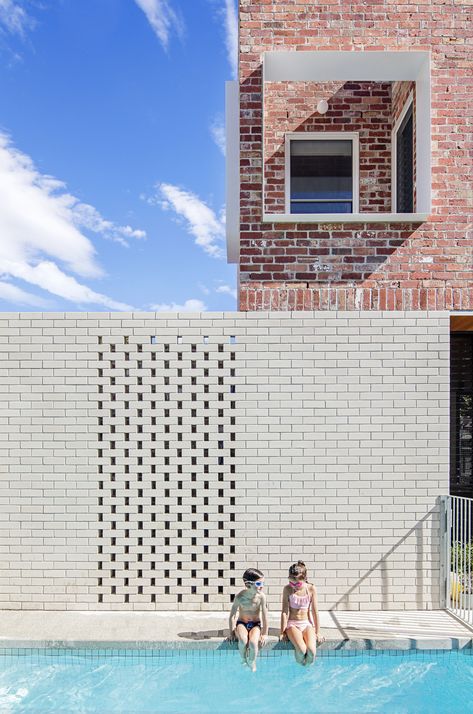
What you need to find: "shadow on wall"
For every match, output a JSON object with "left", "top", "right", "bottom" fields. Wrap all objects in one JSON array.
[
  {"left": 328, "top": 505, "right": 440, "bottom": 635},
  {"left": 264, "top": 80, "right": 395, "bottom": 215}
]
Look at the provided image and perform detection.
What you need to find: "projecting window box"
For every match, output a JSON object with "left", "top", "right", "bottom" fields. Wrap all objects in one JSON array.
[{"left": 259, "top": 50, "right": 431, "bottom": 225}]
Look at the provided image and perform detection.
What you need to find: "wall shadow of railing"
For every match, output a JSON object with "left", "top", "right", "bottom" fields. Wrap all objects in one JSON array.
[{"left": 328, "top": 506, "right": 438, "bottom": 635}]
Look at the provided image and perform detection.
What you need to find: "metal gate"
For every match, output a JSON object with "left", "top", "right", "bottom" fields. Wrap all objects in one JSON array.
[{"left": 441, "top": 495, "right": 473, "bottom": 627}]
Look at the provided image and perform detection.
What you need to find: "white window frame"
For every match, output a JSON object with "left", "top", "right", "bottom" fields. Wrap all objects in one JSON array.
[
  {"left": 391, "top": 92, "right": 414, "bottom": 213},
  {"left": 285, "top": 132, "right": 359, "bottom": 215}
]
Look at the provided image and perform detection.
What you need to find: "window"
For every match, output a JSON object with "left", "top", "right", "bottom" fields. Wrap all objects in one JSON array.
[
  {"left": 286, "top": 133, "right": 359, "bottom": 214},
  {"left": 393, "top": 98, "right": 414, "bottom": 213}
]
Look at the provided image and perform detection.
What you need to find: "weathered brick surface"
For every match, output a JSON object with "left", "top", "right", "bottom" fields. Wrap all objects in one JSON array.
[
  {"left": 0, "top": 311, "right": 449, "bottom": 611},
  {"left": 238, "top": 0, "right": 473, "bottom": 311}
]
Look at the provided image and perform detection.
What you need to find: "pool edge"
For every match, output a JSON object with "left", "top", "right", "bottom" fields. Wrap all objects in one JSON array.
[{"left": 0, "top": 637, "right": 471, "bottom": 652}]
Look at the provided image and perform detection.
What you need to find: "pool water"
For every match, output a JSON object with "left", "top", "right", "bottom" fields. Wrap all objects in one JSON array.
[{"left": 0, "top": 649, "right": 472, "bottom": 713}]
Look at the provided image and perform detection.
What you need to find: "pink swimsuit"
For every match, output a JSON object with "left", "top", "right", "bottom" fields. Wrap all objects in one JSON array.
[{"left": 286, "top": 590, "right": 313, "bottom": 633}]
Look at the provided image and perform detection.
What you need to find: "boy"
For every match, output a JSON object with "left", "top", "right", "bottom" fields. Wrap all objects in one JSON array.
[{"left": 227, "top": 568, "right": 269, "bottom": 671}]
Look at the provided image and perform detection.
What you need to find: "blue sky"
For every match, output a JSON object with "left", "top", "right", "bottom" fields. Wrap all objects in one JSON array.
[{"left": 0, "top": 0, "right": 237, "bottom": 312}]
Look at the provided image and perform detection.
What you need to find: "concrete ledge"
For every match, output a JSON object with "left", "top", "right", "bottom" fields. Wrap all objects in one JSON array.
[{"left": 0, "top": 610, "right": 471, "bottom": 646}]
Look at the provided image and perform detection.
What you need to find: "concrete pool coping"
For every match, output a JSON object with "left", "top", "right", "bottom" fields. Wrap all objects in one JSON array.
[{"left": 0, "top": 609, "right": 472, "bottom": 651}]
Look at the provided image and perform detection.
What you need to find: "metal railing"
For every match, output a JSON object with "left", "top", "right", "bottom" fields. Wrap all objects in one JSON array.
[{"left": 441, "top": 495, "right": 473, "bottom": 627}]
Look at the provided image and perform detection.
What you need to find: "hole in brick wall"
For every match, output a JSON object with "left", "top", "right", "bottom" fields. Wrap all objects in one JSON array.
[
  {"left": 98, "top": 332, "right": 237, "bottom": 607},
  {"left": 203, "top": 336, "right": 209, "bottom": 344},
  {"left": 229, "top": 336, "right": 236, "bottom": 344},
  {"left": 150, "top": 336, "right": 157, "bottom": 344}
]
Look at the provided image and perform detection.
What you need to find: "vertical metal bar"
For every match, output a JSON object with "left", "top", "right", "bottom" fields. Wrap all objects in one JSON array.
[
  {"left": 447, "top": 496, "right": 452, "bottom": 610},
  {"left": 451, "top": 497, "right": 454, "bottom": 613},
  {"left": 459, "top": 498, "right": 465, "bottom": 620},
  {"left": 454, "top": 497, "right": 458, "bottom": 615},
  {"left": 467, "top": 499, "right": 473, "bottom": 625},
  {"left": 440, "top": 496, "right": 448, "bottom": 609}
]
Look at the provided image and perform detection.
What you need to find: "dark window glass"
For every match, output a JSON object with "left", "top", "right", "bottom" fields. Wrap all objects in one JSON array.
[
  {"left": 290, "top": 139, "right": 353, "bottom": 214},
  {"left": 396, "top": 105, "right": 414, "bottom": 212},
  {"left": 451, "top": 333, "right": 473, "bottom": 497}
]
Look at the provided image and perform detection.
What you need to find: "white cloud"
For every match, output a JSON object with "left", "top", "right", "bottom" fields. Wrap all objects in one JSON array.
[
  {"left": 134, "top": 0, "right": 183, "bottom": 50},
  {"left": 224, "top": 0, "right": 238, "bottom": 79},
  {"left": 151, "top": 298, "right": 207, "bottom": 312},
  {"left": 0, "top": 132, "right": 140, "bottom": 310},
  {"left": 72, "top": 202, "right": 146, "bottom": 247},
  {"left": 0, "top": 280, "right": 50, "bottom": 307},
  {"left": 210, "top": 116, "right": 225, "bottom": 156},
  {"left": 0, "top": 0, "right": 32, "bottom": 36},
  {"left": 157, "top": 183, "right": 225, "bottom": 259},
  {"left": 216, "top": 283, "right": 237, "bottom": 299},
  {"left": 1, "top": 259, "right": 134, "bottom": 310}
]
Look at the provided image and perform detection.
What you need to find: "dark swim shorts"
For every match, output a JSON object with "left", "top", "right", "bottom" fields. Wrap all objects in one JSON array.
[{"left": 236, "top": 620, "right": 261, "bottom": 631}]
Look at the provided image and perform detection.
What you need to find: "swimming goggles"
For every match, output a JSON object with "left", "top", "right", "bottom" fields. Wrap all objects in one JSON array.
[{"left": 245, "top": 580, "right": 264, "bottom": 587}]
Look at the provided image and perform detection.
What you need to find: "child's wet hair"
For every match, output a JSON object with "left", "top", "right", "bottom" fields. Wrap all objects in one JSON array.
[
  {"left": 243, "top": 567, "right": 264, "bottom": 583},
  {"left": 288, "top": 560, "right": 307, "bottom": 580}
]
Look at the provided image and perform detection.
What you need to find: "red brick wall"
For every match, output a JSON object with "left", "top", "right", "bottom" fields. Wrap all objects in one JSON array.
[
  {"left": 238, "top": 0, "right": 473, "bottom": 311},
  {"left": 264, "top": 81, "right": 392, "bottom": 213}
]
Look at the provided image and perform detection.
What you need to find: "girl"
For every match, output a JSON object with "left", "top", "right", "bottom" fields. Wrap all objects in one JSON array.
[
  {"left": 228, "top": 567, "right": 269, "bottom": 671},
  {"left": 280, "top": 561, "right": 325, "bottom": 665}
]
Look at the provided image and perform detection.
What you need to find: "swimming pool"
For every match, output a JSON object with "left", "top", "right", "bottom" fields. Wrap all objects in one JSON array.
[{"left": 1, "top": 647, "right": 472, "bottom": 713}]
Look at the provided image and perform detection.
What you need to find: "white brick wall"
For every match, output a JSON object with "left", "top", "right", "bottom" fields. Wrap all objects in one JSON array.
[{"left": 0, "top": 311, "right": 449, "bottom": 611}]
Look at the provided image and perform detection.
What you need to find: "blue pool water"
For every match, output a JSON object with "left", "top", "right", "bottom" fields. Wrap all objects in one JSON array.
[{"left": 0, "top": 649, "right": 472, "bottom": 713}]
